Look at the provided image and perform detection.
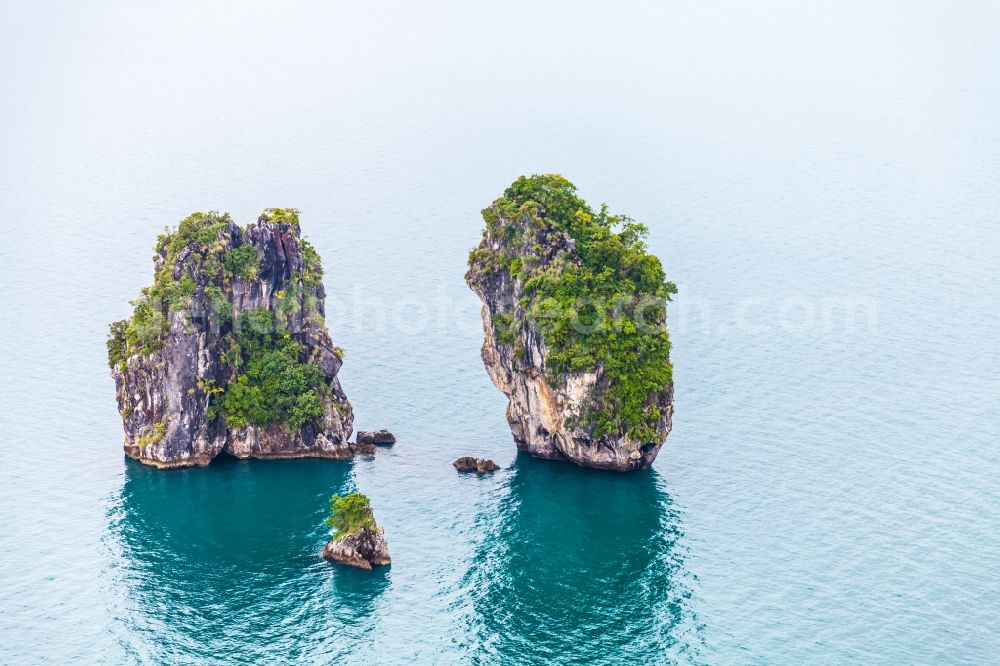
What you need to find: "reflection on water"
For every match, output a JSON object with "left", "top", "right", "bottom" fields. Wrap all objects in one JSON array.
[
  {"left": 105, "top": 457, "right": 389, "bottom": 663},
  {"left": 461, "top": 455, "right": 702, "bottom": 664},
  {"left": 103, "top": 454, "right": 701, "bottom": 663}
]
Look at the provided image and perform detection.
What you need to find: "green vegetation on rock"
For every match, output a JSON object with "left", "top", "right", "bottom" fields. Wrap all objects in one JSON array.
[
  {"left": 325, "top": 493, "right": 376, "bottom": 540},
  {"left": 107, "top": 320, "right": 128, "bottom": 370},
  {"left": 262, "top": 207, "right": 300, "bottom": 227},
  {"left": 298, "top": 238, "right": 323, "bottom": 288},
  {"left": 220, "top": 308, "right": 328, "bottom": 429},
  {"left": 137, "top": 419, "right": 166, "bottom": 449},
  {"left": 470, "top": 174, "right": 677, "bottom": 442},
  {"left": 223, "top": 243, "right": 259, "bottom": 280}
]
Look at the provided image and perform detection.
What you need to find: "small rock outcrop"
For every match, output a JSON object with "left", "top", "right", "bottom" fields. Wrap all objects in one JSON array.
[
  {"left": 322, "top": 528, "right": 391, "bottom": 570},
  {"left": 356, "top": 429, "right": 396, "bottom": 445},
  {"left": 322, "top": 493, "right": 390, "bottom": 570},
  {"left": 465, "top": 175, "right": 676, "bottom": 472},
  {"left": 453, "top": 457, "right": 500, "bottom": 474},
  {"left": 107, "top": 209, "right": 368, "bottom": 469}
]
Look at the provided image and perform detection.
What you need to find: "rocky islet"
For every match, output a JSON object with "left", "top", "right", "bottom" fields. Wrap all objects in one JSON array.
[
  {"left": 107, "top": 209, "right": 365, "bottom": 469},
  {"left": 322, "top": 493, "right": 391, "bottom": 570},
  {"left": 465, "top": 175, "right": 676, "bottom": 471}
]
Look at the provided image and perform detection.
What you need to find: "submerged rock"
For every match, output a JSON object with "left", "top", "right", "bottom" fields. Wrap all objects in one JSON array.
[
  {"left": 453, "top": 457, "right": 500, "bottom": 474},
  {"left": 107, "top": 209, "right": 365, "bottom": 469},
  {"left": 465, "top": 176, "right": 675, "bottom": 472},
  {"left": 356, "top": 429, "right": 396, "bottom": 445}
]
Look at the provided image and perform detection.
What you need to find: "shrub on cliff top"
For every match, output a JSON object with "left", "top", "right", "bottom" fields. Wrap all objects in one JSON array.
[
  {"left": 261, "top": 207, "right": 300, "bottom": 226},
  {"left": 325, "top": 493, "right": 375, "bottom": 540}
]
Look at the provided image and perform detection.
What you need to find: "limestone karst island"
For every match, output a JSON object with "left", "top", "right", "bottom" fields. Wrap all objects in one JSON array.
[
  {"left": 107, "top": 208, "right": 372, "bottom": 469},
  {"left": 466, "top": 175, "right": 676, "bottom": 471}
]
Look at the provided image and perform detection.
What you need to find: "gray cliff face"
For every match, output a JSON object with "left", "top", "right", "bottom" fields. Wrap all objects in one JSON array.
[
  {"left": 110, "top": 211, "right": 367, "bottom": 469},
  {"left": 322, "top": 523, "right": 391, "bottom": 570},
  {"left": 466, "top": 205, "right": 673, "bottom": 472}
]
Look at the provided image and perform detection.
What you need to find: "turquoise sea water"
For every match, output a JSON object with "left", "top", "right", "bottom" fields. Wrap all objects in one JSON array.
[{"left": 1, "top": 1, "right": 999, "bottom": 663}]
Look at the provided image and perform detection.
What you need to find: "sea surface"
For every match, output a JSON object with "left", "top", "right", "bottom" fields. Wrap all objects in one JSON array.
[{"left": 1, "top": 1, "right": 998, "bottom": 664}]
